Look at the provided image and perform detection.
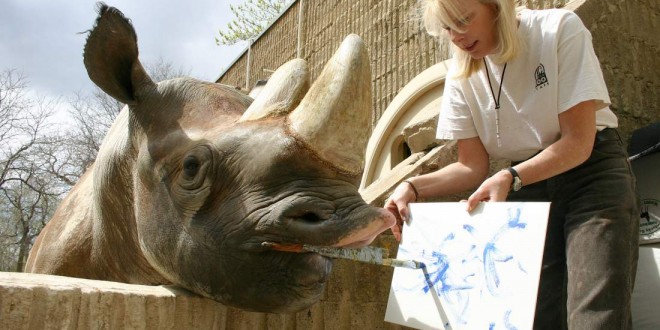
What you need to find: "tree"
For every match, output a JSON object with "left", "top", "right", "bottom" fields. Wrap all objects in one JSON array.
[
  {"left": 1, "top": 172, "right": 58, "bottom": 271},
  {"left": 0, "top": 69, "right": 62, "bottom": 271},
  {"left": 145, "top": 56, "right": 190, "bottom": 83},
  {"left": 0, "top": 69, "right": 57, "bottom": 194},
  {"left": 216, "top": 0, "right": 292, "bottom": 46},
  {"left": 0, "top": 58, "right": 190, "bottom": 272}
]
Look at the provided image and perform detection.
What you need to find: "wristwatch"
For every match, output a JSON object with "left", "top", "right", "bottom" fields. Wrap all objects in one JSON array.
[{"left": 506, "top": 167, "right": 522, "bottom": 192}]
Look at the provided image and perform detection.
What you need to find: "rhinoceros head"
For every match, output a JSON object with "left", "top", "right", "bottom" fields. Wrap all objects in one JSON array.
[{"left": 81, "top": 5, "right": 394, "bottom": 312}]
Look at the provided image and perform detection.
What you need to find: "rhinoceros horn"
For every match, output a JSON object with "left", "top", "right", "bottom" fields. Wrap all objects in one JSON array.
[
  {"left": 239, "top": 59, "right": 309, "bottom": 121},
  {"left": 289, "top": 34, "right": 372, "bottom": 175}
]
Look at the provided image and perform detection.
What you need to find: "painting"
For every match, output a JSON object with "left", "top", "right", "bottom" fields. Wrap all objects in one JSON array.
[{"left": 384, "top": 202, "right": 550, "bottom": 330}]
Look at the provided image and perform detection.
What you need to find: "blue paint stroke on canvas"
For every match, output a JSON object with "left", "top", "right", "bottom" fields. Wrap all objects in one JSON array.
[
  {"left": 394, "top": 204, "right": 532, "bottom": 328},
  {"left": 484, "top": 207, "right": 526, "bottom": 296}
]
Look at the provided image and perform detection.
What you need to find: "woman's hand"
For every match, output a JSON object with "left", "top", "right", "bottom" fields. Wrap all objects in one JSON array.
[
  {"left": 465, "top": 169, "right": 512, "bottom": 212},
  {"left": 384, "top": 181, "right": 417, "bottom": 242}
]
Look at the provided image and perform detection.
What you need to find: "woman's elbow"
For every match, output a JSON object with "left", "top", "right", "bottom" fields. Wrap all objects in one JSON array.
[
  {"left": 570, "top": 133, "right": 595, "bottom": 166},
  {"left": 466, "top": 161, "right": 490, "bottom": 187}
]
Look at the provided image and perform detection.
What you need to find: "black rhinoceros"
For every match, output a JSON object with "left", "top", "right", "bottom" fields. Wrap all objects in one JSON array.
[{"left": 25, "top": 4, "right": 395, "bottom": 313}]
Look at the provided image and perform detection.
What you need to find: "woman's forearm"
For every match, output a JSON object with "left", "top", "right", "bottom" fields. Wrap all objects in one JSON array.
[{"left": 406, "top": 137, "right": 490, "bottom": 199}]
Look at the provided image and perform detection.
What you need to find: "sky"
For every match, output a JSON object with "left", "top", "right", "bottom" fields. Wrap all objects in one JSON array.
[{"left": 0, "top": 0, "right": 248, "bottom": 105}]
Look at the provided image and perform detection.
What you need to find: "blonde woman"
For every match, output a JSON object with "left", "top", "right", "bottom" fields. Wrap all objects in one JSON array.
[{"left": 385, "top": 0, "right": 639, "bottom": 328}]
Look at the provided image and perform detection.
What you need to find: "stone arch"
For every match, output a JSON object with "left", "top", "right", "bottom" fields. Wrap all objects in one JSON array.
[{"left": 360, "top": 60, "right": 452, "bottom": 196}]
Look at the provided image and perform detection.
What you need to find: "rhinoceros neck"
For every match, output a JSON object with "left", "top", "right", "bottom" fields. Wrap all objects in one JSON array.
[{"left": 86, "top": 109, "right": 168, "bottom": 284}]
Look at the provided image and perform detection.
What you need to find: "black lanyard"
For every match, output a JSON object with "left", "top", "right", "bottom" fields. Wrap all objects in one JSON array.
[
  {"left": 483, "top": 58, "right": 507, "bottom": 110},
  {"left": 483, "top": 59, "right": 507, "bottom": 146}
]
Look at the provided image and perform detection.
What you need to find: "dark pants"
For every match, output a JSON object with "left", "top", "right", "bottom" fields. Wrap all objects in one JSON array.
[{"left": 508, "top": 128, "right": 640, "bottom": 330}]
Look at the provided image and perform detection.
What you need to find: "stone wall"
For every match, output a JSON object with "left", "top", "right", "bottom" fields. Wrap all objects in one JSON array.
[{"left": 567, "top": 0, "right": 660, "bottom": 142}]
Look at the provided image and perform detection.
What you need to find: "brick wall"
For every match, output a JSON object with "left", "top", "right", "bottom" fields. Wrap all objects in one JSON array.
[
  {"left": 217, "top": 0, "right": 658, "bottom": 139},
  {"left": 217, "top": 0, "right": 449, "bottom": 127}
]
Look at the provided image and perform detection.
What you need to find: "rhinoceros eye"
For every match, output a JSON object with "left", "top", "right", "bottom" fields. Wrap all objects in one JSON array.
[
  {"left": 178, "top": 145, "right": 213, "bottom": 190},
  {"left": 183, "top": 156, "right": 201, "bottom": 178}
]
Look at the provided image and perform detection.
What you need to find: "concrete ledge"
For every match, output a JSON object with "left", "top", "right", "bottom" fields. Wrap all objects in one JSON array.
[
  {"left": 0, "top": 236, "right": 406, "bottom": 330},
  {"left": 0, "top": 272, "right": 228, "bottom": 329}
]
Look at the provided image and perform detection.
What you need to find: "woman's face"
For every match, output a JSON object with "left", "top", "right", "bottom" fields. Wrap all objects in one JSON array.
[{"left": 443, "top": 0, "right": 499, "bottom": 59}]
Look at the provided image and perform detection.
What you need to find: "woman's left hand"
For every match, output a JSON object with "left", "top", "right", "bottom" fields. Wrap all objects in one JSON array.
[{"left": 465, "top": 170, "right": 512, "bottom": 212}]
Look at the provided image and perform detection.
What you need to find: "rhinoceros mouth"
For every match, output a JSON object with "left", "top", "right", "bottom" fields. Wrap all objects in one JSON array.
[
  {"left": 294, "top": 252, "right": 333, "bottom": 285},
  {"left": 210, "top": 250, "right": 331, "bottom": 313},
  {"left": 255, "top": 248, "right": 334, "bottom": 299},
  {"left": 257, "top": 242, "right": 335, "bottom": 281}
]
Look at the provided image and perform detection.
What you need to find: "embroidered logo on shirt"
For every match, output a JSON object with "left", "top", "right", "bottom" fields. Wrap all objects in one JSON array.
[{"left": 535, "top": 63, "right": 549, "bottom": 89}]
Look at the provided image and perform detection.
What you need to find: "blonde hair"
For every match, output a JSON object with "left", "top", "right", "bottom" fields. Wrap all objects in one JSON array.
[{"left": 421, "top": 0, "right": 521, "bottom": 78}]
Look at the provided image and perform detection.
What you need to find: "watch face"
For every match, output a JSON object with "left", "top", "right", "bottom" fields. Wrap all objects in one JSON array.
[
  {"left": 513, "top": 178, "right": 522, "bottom": 191},
  {"left": 507, "top": 167, "right": 522, "bottom": 191}
]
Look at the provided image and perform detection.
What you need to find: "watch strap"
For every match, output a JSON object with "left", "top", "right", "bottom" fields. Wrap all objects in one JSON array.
[{"left": 506, "top": 167, "right": 522, "bottom": 191}]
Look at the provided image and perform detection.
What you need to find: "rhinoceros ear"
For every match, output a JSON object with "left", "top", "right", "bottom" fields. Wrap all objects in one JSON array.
[
  {"left": 83, "top": 3, "right": 155, "bottom": 105},
  {"left": 288, "top": 34, "right": 372, "bottom": 175},
  {"left": 239, "top": 59, "right": 309, "bottom": 122}
]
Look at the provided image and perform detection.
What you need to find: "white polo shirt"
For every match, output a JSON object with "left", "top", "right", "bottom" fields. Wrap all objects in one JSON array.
[{"left": 436, "top": 9, "right": 617, "bottom": 161}]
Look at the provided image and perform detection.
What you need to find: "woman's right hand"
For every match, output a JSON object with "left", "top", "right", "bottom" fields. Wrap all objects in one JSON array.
[{"left": 384, "top": 181, "right": 418, "bottom": 242}]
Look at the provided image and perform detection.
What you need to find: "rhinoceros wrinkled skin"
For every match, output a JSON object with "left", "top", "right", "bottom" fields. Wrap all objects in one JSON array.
[{"left": 25, "top": 4, "right": 395, "bottom": 313}]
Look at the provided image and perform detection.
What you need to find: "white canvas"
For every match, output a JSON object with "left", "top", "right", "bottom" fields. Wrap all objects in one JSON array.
[
  {"left": 385, "top": 202, "right": 550, "bottom": 330},
  {"left": 632, "top": 244, "right": 660, "bottom": 329}
]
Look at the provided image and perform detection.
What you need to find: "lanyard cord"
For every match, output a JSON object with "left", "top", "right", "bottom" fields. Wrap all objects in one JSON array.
[
  {"left": 483, "top": 58, "right": 507, "bottom": 146},
  {"left": 484, "top": 59, "right": 507, "bottom": 109}
]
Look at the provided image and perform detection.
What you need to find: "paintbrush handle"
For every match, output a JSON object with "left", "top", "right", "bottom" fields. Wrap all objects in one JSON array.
[
  {"left": 263, "top": 242, "right": 422, "bottom": 269},
  {"left": 302, "top": 245, "right": 390, "bottom": 262},
  {"left": 382, "top": 259, "right": 423, "bottom": 269}
]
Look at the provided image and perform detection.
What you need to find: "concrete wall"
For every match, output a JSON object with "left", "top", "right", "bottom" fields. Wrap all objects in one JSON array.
[
  {"left": 2, "top": 235, "right": 405, "bottom": 330},
  {"left": 0, "top": 273, "right": 229, "bottom": 329}
]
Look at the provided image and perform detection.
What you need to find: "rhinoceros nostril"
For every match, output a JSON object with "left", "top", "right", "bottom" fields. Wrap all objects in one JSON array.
[
  {"left": 299, "top": 212, "right": 322, "bottom": 223},
  {"left": 293, "top": 212, "right": 323, "bottom": 223}
]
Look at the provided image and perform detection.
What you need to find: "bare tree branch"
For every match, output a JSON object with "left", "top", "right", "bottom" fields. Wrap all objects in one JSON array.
[{"left": 0, "top": 69, "right": 61, "bottom": 271}]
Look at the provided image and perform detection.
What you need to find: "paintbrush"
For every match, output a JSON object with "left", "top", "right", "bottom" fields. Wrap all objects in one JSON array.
[{"left": 262, "top": 242, "right": 423, "bottom": 269}]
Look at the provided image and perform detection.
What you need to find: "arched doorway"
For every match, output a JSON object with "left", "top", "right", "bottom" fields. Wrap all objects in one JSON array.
[{"left": 360, "top": 60, "right": 456, "bottom": 204}]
